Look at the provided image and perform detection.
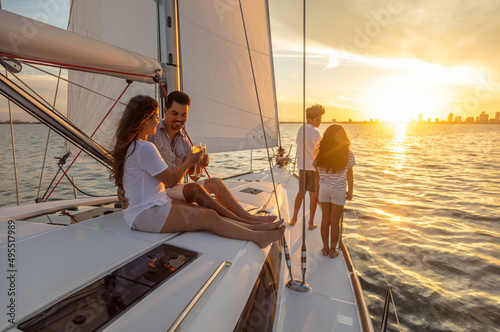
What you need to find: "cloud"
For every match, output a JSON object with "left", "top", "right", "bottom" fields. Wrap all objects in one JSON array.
[{"left": 271, "top": 0, "right": 500, "bottom": 72}]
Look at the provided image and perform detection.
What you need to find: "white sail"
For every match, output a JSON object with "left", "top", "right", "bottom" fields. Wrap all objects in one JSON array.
[
  {"left": 66, "top": 0, "right": 279, "bottom": 155},
  {"left": 178, "top": 0, "right": 279, "bottom": 153},
  {"left": 67, "top": 0, "right": 159, "bottom": 153}
]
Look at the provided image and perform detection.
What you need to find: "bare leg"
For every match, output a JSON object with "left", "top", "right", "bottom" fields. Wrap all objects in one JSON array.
[
  {"left": 183, "top": 182, "right": 276, "bottom": 224},
  {"left": 289, "top": 190, "right": 305, "bottom": 226},
  {"left": 203, "top": 178, "right": 276, "bottom": 223},
  {"left": 329, "top": 204, "right": 344, "bottom": 259},
  {"left": 320, "top": 202, "right": 331, "bottom": 256},
  {"left": 308, "top": 191, "right": 318, "bottom": 230},
  {"left": 161, "top": 200, "right": 284, "bottom": 248}
]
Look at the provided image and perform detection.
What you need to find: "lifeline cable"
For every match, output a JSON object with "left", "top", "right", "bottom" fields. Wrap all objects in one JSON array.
[
  {"left": 347, "top": 200, "right": 402, "bottom": 330},
  {"left": 43, "top": 82, "right": 132, "bottom": 202}
]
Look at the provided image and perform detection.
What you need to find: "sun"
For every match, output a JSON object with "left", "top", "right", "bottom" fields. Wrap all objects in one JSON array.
[{"left": 368, "top": 85, "right": 446, "bottom": 122}]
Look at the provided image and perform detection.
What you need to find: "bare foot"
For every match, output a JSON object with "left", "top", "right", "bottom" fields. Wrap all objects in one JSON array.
[
  {"left": 329, "top": 249, "right": 340, "bottom": 259},
  {"left": 308, "top": 223, "right": 317, "bottom": 230},
  {"left": 321, "top": 247, "right": 329, "bottom": 256},
  {"left": 247, "top": 219, "right": 284, "bottom": 231},
  {"left": 249, "top": 214, "right": 277, "bottom": 223},
  {"left": 255, "top": 226, "right": 285, "bottom": 248},
  {"left": 288, "top": 216, "right": 297, "bottom": 226}
]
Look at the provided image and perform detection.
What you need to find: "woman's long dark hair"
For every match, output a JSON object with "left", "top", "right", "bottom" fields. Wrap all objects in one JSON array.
[
  {"left": 314, "top": 124, "right": 351, "bottom": 173},
  {"left": 110, "top": 95, "right": 158, "bottom": 186}
]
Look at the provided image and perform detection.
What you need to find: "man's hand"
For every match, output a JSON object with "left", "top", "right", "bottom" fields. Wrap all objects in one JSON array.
[{"left": 117, "top": 186, "right": 129, "bottom": 209}]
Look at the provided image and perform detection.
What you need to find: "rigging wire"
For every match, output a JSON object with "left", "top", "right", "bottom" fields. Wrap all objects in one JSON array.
[
  {"left": 7, "top": 71, "right": 65, "bottom": 119},
  {"left": 6, "top": 69, "right": 20, "bottom": 205},
  {"left": 22, "top": 62, "right": 128, "bottom": 107},
  {"left": 299, "top": 0, "right": 308, "bottom": 284},
  {"left": 237, "top": 0, "right": 293, "bottom": 281},
  {"left": 346, "top": 200, "right": 402, "bottom": 331},
  {"left": 38, "top": 0, "right": 77, "bottom": 200},
  {"left": 43, "top": 82, "right": 132, "bottom": 202}
]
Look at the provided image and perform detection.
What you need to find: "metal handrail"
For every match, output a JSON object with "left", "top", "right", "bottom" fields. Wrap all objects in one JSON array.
[{"left": 168, "top": 260, "right": 232, "bottom": 332}]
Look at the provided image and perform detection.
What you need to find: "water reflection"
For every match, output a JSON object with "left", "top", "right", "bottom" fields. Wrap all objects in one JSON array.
[{"left": 391, "top": 123, "right": 408, "bottom": 170}]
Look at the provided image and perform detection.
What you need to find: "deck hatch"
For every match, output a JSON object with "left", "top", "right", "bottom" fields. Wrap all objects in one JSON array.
[
  {"left": 18, "top": 244, "right": 197, "bottom": 332},
  {"left": 240, "top": 187, "right": 263, "bottom": 195}
]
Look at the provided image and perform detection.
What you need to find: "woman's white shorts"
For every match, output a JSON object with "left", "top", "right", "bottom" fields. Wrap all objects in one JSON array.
[
  {"left": 318, "top": 185, "right": 346, "bottom": 206},
  {"left": 132, "top": 204, "right": 172, "bottom": 233}
]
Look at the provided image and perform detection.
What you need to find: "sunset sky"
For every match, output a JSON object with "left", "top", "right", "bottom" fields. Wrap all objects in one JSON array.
[{"left": 1, "top": 0, "right": 500, "bottom": 122}]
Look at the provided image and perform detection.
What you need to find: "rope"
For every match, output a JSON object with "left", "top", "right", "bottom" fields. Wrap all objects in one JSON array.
[
  {"left": 43, "top": 82, "right": 132, "bottom": 202},
  {"left": 56, "top": 162, "right": 112, "bottom": 198},
  {"left": 346, "top": 200, "right": 402, "bottom": 330}
]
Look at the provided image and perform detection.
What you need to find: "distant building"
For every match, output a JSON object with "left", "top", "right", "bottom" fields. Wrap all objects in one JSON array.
[
  {"left": 495, "top": 112, "right": 500, "bottom": 124},
  {"left": 454, "top": 116, "right": 462, "bottom": 123},
  {"left": 464, "top": 117, "right": 474, "bottom": 124},
  {"left": 479, "top": 111, "right": 489, "bottom": 124},
  {"left": 447, "top": 113, "right": 454, "bottom": 123},
  {"left": 418, "top": 113, "right": 423, "bottom": 123},
  {"left": 435, "top": 118, "right": 440, "bottom": 123}
]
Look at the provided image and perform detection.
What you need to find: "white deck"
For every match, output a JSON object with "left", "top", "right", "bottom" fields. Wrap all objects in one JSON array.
[
  {"left": 236, "top": 167, "right": 365, "bottom": 332},
  {"left": 0, "top": 167, "right": 369, "bottom": 332}
]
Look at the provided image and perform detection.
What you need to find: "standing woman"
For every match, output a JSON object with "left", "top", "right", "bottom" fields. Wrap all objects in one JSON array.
[
  {"left": 314, "top": 124, "right": 355, "bottom": 258},
  {"left": 110, "top": 95, "right": 284, "bottom": 248}
]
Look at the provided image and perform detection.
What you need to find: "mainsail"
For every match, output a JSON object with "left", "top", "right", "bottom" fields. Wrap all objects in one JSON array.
[
  {"left": 67, "top": 0, "right": 160, "bottom": 153},
  {"left": 178, "top": 0, "right": 279, "bottom": 152},
  {"left": 67, "top": 0, "right": 279, "bottom": 155}
]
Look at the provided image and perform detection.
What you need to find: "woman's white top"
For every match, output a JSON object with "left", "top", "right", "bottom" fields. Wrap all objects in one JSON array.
[
  {"left": 317, "top": 151, "right": 356, "bottom": 189},
  {"left": 122, "top": 140, "right": 170, "bottom": 227}
]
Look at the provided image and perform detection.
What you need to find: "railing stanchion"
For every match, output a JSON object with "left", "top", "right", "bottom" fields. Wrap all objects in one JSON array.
[{"left": 381, "top": 284, "right": 393, "bottom": 332}]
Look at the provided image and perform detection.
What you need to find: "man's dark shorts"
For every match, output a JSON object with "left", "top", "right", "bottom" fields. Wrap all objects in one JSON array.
[{"left": 298, "top": 170, "right": 315, "bottom": 192}]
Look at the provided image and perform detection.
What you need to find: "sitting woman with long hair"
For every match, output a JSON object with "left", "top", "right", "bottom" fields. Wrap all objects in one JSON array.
[
  {"left": 314, "top": 124, "right": 355, "bottom": 258},
  {"left": 110, "top": 95, "right": 284, "bottom": 248}
]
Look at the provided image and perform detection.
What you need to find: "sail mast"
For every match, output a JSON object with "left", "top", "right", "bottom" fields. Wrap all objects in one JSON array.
[{"left": 158, "top": 0, "right": 181, "bottom": 100}]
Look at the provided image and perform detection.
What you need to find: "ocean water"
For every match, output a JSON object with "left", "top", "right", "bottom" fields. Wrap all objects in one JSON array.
[{"left": 1, "top": 123, "right": 499, "bottom": 331}]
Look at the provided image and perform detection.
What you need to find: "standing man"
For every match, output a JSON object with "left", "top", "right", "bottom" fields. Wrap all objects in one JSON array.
[
  {"left": 289, "top": 104, "right": 325, "bottom": 229},
  {"left": 118, "top": 91, "right": 275, "bottom": 224}
]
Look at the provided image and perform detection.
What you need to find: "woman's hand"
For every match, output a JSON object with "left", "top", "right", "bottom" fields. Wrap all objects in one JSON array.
[{"left": 345, "top": 189, "right": 353, "bottom": 201}]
